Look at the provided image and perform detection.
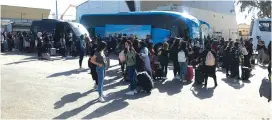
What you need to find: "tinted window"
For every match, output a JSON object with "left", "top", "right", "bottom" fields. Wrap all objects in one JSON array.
[{"left": 259, "top": 21, "right": 271, "bottom": 32}]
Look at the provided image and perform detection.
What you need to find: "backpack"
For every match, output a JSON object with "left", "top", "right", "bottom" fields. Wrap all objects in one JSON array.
[
  {"left": 240, "top": 46, "right": 248, "bottom": 55},
  {"left": 134, "top": 54, "right": 146, "bottom": 72},
  {"left": 205, "top": 51, "right": 215, "bottom": 66},
  {"left": 178, "top": 50, "right": 187, "bottom": 62}
]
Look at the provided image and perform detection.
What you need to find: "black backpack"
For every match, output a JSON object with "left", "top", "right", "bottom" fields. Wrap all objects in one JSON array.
[{"left": 134, "top": 54, "right": 146, "bottom": 72}]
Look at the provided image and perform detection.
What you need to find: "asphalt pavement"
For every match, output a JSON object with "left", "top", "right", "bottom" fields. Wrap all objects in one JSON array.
[{"left": 1, "top": 52, "right": 271, "bottom": 119}]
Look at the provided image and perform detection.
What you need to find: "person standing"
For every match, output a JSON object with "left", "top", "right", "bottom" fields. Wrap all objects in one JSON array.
[
  {"left": 158, "top": 42, "right": 170, "bottom": 79},
  {"left": 140, "top": 41, "right": 152, "bottom": 76},
  {"left": 178, "top": 41, "right": 189, "bottom": 81},
  {"left": 91, "top": 41, "right": 107, "bottom": 102},
  {"left": 200, "top": 44, "right": 217, "bottom": 87},
  {"left": 257, "top": 40, "right": 266, "bottom": 65},
  {"left": 230, "top": 42, "right": 241, "bottom": 79},
  {"left": 36, "top": 32, "right": 43, "bottom": 60},
  {"left": 78, "top": 35, "right": 86, "bottom": 70},
  {"left": 170, "top": 38, "right": 181, "bottom": 80},
  {"left": 124, "top": 40, "right": 138, "bottom": 95}
]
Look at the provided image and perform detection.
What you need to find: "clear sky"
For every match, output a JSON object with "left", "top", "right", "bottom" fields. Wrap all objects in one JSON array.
[{"left": 1, "top": 0, "right": 252, "bottom": 25}]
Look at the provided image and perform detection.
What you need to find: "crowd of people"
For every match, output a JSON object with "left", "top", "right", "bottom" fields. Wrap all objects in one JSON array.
[
  {"left": 2, "top": 30, "right": 271, "bottom": 103},
  {"left": 1, "top": 31, "right": 34, "bottom": 53}
]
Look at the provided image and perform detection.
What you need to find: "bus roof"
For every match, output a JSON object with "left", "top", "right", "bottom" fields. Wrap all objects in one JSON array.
[
  {"left": 255, "top": 18, "right": 271, "bottom": 21},
  {"left": 81, "top": 11, "right": 200, "bottom": 26}
]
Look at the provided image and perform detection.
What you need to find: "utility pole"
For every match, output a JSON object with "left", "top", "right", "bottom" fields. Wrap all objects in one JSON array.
[{"left": 56, "top": 0, "right": 58, "bottom": 19}]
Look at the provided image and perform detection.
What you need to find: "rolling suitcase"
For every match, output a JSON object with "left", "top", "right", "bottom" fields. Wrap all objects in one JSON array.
[
  {"left": 194, "top": 66, "right": 204, "bottom": 84},
  {"left": 241, "top": 66, "right": 251, "bottom": 80},
  {"left": 137, "top": 71, "right": 154, "bottom": 93},
  {"left": 187, "top": 65, "right": 194, "bottom": 81},
  {"left": 50, "top": 48, "right": 56, "bottom": 56},
  {"left": 259, "top": 78, "right": 271, "bottom": 102}
]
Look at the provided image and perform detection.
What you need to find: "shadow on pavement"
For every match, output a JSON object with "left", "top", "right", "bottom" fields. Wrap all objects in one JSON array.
[
  {"left": 54, "top": 89, "right": 95, "bottom": 109},
  {"left": 82, "top": 88, "right": 150, "bottom": 119},
  {"left": 190, "top": 85, "right": 216, "bottom": 99},
  {"left": 221, "top": 78, "right": 245, "bottom": 89},
  {"left": 54, "top": 86, "right": 149, "bottom": 119},
  {"left": 154, "top": 79, "right": 183, "bottom": 96},
  {"left": 47, "top": 69, "right": 88, "bottom": 78},
  {"left": 4, "top": 59, "right": 38, "bottom": 65}
]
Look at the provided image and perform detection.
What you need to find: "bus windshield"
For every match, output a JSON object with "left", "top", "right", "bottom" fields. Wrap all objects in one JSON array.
[
  {"left": 259, "top": 21, "right": 271, "bottom": 32},
  {"left": 69, "top": 22, "right": 89, "bottom": 37}
]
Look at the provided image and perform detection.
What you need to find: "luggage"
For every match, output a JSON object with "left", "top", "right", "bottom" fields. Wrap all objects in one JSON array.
[
  {"left": 194, "top": 66, "right": 204, "bottom": 84},
  {"left": 136, "top": 71, "right": 154, "bottom": 93},
  {"left": 187, "top": 65, "right": 194, "bottom": 81},
  {"left": 259, "top": 78, "right": 271, "bottom": 102},
  {"left": 50, "top": 48, "right": 56, "bottom": 56},
  {"left": 42, "top": 53, "right": 50, "bottom": 60},
  {"left": 241, "top": 66, "right": 251, "bottom": 80},
  {"left": 154, "top": 63, "right": 164, "bottom": 80}
]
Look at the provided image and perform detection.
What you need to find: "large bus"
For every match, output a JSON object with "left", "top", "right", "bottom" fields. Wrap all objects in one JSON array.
[
  {"left": 30, "top": 19, "right": 89, "bottom": 42},
  {"left": 80, "top": 11, "right": 200, "bottom": 45},
  {"left": 249, "top": 18, "right": 271, "bottom": 49}
]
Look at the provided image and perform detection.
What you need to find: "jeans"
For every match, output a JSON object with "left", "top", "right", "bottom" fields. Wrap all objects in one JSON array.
[
  {"left": 79, "top": 52, "right": 85, "bottom": 68},
  {"left": 179, "top": 62, "right": 188, "bottom": 79},
  {"left": 173, "top": 60, "right": 180, "bottom": 76},
  {"left": 127, "top": 66, "right": 137, "bottom": 91},
  {"left": 96, "top": 65, "right": 106, "bottom": 96}
]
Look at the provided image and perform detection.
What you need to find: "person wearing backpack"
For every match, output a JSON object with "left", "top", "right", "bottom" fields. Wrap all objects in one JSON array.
[
  {"left": 124, "top": 40, "right": 138, "bottom": 95},
  {"left": 200, "top": 44, "right": 217, "bottom": 87},
  {"left": 178, "top": 41, "right": 189, "bottom": 81}
]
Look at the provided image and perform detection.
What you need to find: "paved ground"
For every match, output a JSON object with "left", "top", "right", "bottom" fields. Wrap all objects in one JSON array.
[{"left": 1, "top": 52, "right": 271, "bottom": 119}]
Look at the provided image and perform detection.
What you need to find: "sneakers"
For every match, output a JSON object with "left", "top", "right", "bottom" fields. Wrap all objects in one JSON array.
[
  {"left": 98, "top": 97, "right": 105, "bottom": 102},
  {"left": 125, "top": 89, "right": 137, "bottom": 95}
]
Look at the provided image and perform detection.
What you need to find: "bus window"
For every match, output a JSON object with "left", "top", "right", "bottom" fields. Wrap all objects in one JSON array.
[{"left": 259, "top": 21, "right": 271, "bottom": 32}]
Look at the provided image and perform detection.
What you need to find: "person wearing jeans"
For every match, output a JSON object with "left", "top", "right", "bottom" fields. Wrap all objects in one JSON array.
[
  {"left": 124, "top": 40, "right": 137, "bottom": 95},
  {"left": 91, "top": 41, "right": 107, "bottom": 102},
  {"left": 178, "top": 41, "right": 188, "bottom": 80}
]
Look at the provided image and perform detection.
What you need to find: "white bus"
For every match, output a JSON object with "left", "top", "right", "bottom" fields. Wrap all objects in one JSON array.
[{"left": 249, "top": 18, "right": 271, "bottom": 49}]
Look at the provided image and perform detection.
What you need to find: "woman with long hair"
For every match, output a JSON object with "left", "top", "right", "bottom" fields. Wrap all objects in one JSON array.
[
  {"left": 124, "top": 40, "right": 138, "bottom": 95},
  {"left": 91, "top": 41, "right": 107, "bottom": 102}
]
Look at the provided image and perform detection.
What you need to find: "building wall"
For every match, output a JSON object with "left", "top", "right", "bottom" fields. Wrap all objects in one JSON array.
[
  {"left": 76, "top": 0, "right": 141, "bottom": 22},
  {"left": 238, "top": 23, "right": 250, "bottom": 38}
]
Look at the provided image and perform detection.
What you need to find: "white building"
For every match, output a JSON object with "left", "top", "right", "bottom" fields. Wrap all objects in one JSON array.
[{"left": 76, "top": 0, "right": 238, "bottom": 40}]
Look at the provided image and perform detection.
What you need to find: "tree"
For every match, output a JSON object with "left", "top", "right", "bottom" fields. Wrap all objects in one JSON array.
[{"left": 237, "top": 0, "right": 271, "bottom": 18}]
